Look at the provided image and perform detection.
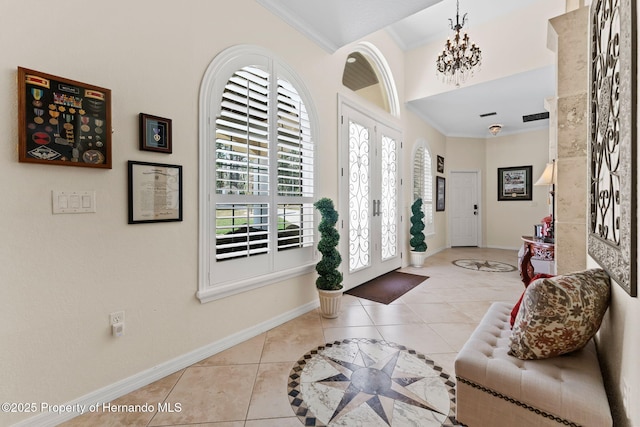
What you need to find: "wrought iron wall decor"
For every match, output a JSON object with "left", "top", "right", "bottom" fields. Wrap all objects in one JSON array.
[{"left": 588, "top": 0, "right": 637, "bottom": 296}]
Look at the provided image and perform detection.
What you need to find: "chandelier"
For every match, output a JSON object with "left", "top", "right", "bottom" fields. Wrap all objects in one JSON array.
[{"left": 436, "top": 0, "right": 482, "bottom": 87}]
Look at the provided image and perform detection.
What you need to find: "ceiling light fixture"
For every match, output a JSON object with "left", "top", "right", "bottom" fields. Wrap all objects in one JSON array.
[
  {"left": 488, "top": 124, "right": 502, "bottom": 136},
  {"left": 436, "top": 0, "right": 482, "bottom": 87}
]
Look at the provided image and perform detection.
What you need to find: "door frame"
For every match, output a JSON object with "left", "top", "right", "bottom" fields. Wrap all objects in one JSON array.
[
  {"left": 337, "top": 94, "right": 403, "bottom": 290},
  {"left": 448, "top": 170, "right": 483, "bottom": 248}
]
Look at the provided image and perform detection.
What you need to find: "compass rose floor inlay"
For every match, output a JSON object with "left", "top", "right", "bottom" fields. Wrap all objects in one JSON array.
[
  {"left": 288, "top": 338, "right": 458, "bottom": 426},
  {"left": 452, "top": 259, "right": 517, "bottom": 273}
]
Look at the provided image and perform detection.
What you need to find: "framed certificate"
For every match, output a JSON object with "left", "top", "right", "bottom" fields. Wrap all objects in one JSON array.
[{"left": 128, "top": 161, "right": 182, "bottom": 224}]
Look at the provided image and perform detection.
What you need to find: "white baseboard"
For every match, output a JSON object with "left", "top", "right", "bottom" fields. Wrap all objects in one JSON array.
[
  {"left": 485, "top": 245, "right": 520, "bottom": 251},
  {"left": 13, "top": 300, "right": 319, "bottom": 427}
]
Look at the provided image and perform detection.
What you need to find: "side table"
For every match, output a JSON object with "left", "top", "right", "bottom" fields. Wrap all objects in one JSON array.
[{"left": 519, "top": 236, "right": 555, "bottom": 286}]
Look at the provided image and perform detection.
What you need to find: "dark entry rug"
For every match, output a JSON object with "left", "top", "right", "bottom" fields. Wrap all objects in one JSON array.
[{"left": 345, "top": 270, "right": 429, "bottom": 304}]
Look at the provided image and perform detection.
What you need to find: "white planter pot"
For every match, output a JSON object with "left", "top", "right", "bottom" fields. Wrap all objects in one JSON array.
[
  {"left": 317, "top": 288, "right": 343, "bottom": 319},
  {"left": 409, "top": 251, "right": 427, "bottom": 267}
]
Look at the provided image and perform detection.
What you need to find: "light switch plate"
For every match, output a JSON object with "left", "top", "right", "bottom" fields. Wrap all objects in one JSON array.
[{"left": 52, "top": 190, "right": 96, "bottom": 214}]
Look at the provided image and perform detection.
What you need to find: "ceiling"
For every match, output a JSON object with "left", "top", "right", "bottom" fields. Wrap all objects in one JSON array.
[{"left": 256, "top": 0, "right": 556, "bottom": 138}]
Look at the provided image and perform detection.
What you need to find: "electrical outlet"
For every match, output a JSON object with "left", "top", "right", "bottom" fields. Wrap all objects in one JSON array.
[{"left": 110, "top": 311, "right": 125, "bottom": 326}]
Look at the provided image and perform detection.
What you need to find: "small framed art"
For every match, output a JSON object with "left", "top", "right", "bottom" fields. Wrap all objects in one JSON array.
[
  {"left": 128, "top": 161, "right": 182, "bottom": 224},
  {"left": 139, "top": 113, "right": 172, "bottom": 153},
  {"left": 436, "top": 176, "right": 446, "bottom": 211},
  {"left": 497, "top": 165, "right": 533, "bottom": 201},
  {"left": 17, "top": 67, "right": 112, "bottom": 168},
  {"left": 437, "top": 155, "right": 444, "bottom": 173}
]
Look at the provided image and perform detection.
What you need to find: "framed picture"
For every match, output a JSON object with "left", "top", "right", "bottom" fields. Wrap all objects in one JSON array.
[
  {"left": 437, "top": 155, "right": 444, "bottom": 173},
  {"left": 139, "top": 113, "right": 172, "bottom": 153},
  {"left": 128, "top": 161, "right": 182, "bottom": 224},
  {"left": 497, "top": 165, "right": 532, "bottom": 201},
  {"left": 436, "top": 176, "right": 446, "bottom": 211},
  {"left": 588, "top": 0, "right": 637, "bottom": 296},
  {"left": 17, "top": 67, "right": 112, "bottom": 168}
]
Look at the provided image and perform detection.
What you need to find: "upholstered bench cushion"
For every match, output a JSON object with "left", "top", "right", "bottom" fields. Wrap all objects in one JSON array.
[{"left": 455, "top": 302, "right": 612, "bottom": 427}]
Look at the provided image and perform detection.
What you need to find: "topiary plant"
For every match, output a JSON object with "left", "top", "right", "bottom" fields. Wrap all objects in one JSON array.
[
  {"left": 314, "top": 198, "right": 343, "bottom": 290},
  {"left": 410, "top": 198, "right": 427, "bottom": 252}
]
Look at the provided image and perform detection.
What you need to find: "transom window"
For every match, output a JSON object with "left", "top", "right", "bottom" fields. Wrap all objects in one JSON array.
[{"left": 198, "top": 46, "right": 317, "bottom": 302}]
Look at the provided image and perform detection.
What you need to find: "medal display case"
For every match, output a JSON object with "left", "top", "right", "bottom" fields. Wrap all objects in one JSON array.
[{"left": 17, "top": 67, "right": 111, "bottom": 169}]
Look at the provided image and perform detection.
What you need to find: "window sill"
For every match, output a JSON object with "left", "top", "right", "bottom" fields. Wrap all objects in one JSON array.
[{"left": 197, "top": 262, "right": 316, "bottom": 303}]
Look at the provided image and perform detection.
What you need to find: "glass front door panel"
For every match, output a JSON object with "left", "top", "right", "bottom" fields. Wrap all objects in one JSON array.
[{"left": 348, "top": 120, "right": 371, "bottom": 272}]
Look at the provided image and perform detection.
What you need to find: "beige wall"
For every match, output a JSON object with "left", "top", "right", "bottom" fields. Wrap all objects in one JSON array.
[
  {"left": 445, "top": 130, "right": 550, "bottom": 249},
  {"left": 404, "top": 0, "right": 565, "bottom": 101},
  {"left": 485, "top": 129, "right": 551, "bottom": 249},
  {"left": 2, "top": 1, "right": 637, "bottom": 427},
  {"left": 0, "top": 1, "right": 449, "bottom": 424}
]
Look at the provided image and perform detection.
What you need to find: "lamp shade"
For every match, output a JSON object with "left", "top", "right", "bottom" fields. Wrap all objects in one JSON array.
[{"left": 535, "top": 162, "right": 556, "bottom": 186}]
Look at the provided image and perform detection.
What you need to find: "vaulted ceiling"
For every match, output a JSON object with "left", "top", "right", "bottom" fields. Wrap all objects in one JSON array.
[{"left": 257, "top": 0, "right": 565, "bottom": 138}]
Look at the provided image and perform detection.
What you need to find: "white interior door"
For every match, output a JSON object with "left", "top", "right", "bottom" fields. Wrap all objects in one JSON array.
[
  {"left": 450, "top": 171, "right": 480, "bottom": 247},
  {"left": 339, "top": 103, "right": 401, "bottom": 289}
]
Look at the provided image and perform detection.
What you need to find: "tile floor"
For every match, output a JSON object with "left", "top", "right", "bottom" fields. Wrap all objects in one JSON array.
[{"left": 61, "top": 248, "right": 523, "bottom": 427}]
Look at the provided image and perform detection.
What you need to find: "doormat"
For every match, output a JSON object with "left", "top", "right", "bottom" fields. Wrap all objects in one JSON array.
[
  {"left": 288, "top": 338, "right": 458, "bottom": 426},
  {"left": 452, "top": 259, "right": 516, "bottom": 273},
  {"left": 345, "top": 270, "right": 428, "bottom": 304}
]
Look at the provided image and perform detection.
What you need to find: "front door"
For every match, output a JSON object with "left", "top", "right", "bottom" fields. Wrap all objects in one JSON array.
[
  {"left": 450, "top": 171, "right": 480, "bottom": 247},
  {"left": 339, "top": 103, "right": 401, "bottom": 289}
]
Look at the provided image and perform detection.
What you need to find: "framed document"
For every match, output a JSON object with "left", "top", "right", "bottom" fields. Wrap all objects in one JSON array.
[
  {"left": 18, "top": 67, "right": 112, "bottom": 168},
  {"left": 128, "top": 161, "right": 182, "bottom": 224}
]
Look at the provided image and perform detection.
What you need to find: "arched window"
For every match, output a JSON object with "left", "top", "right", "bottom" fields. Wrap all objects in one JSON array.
[
  {"left": 341, "top": 42, "right": 400, "bottom": 117},
  {"left": 198, "top": 46, "right": 317, "bottom": 302},
  {"left": 413, "top": 140, "right": 434, "bottom": 235}
]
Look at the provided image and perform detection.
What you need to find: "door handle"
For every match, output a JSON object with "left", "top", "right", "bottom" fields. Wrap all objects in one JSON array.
[{"left": 372, "top": 200, "right": 381, "bottom": 216}]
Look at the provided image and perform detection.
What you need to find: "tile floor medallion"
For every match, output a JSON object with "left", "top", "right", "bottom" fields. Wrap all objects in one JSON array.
[
  {"left": 452, "top": 259, "right": 516, "bottom": 273},
  {"left": 288, "top": 338, "right": 457, "bottom": 426}
]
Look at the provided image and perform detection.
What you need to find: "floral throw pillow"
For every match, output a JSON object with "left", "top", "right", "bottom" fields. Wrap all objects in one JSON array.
[{"left": 509, "top": 268, "right": 611, "bottom": 360}]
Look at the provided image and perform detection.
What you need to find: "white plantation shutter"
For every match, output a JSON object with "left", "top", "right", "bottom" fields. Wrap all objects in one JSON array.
[
  {"left": 216, "top": 67, "right": 270, "bottom": 196},
  {"left": 199, "top": 47, "right": 317, "bottom": 301},
  {"left": 414, "top": 145, "right": 434, "bottom": 234},
  {"left": 276, "top": 78, "right": 314, "bottom": 198}
]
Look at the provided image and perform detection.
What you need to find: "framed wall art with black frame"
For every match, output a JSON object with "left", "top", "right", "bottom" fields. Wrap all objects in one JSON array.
[
  {"left": 437, "top": 155, "right": 445, "bottom": 173},
  {"left": 497, "top": 165, "right": 532, "bottom": 201},
  {"left": 587, "top": 0, "right": 637, "bottom": 297},
  {"left": 128, "top": 161, "right": 183, "bottom": 224},
  {"left": 436, "top": 176, "right": 446, "bottom": 211},
  {"left": 17, "top": 67, "right": 112, "bottom": 168},
  {"left": 139, "top": 113, "right": 172, "bottom": 153}
]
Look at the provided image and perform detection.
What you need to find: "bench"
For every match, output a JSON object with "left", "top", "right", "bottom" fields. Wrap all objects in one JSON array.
[{"left": 454, "top": 302, "right": 612, "bottom": 427}]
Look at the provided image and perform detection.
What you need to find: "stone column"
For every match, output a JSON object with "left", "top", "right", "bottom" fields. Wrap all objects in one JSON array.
[{"left": 548, "top": 6, "right": 589, "bottom": 274}]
